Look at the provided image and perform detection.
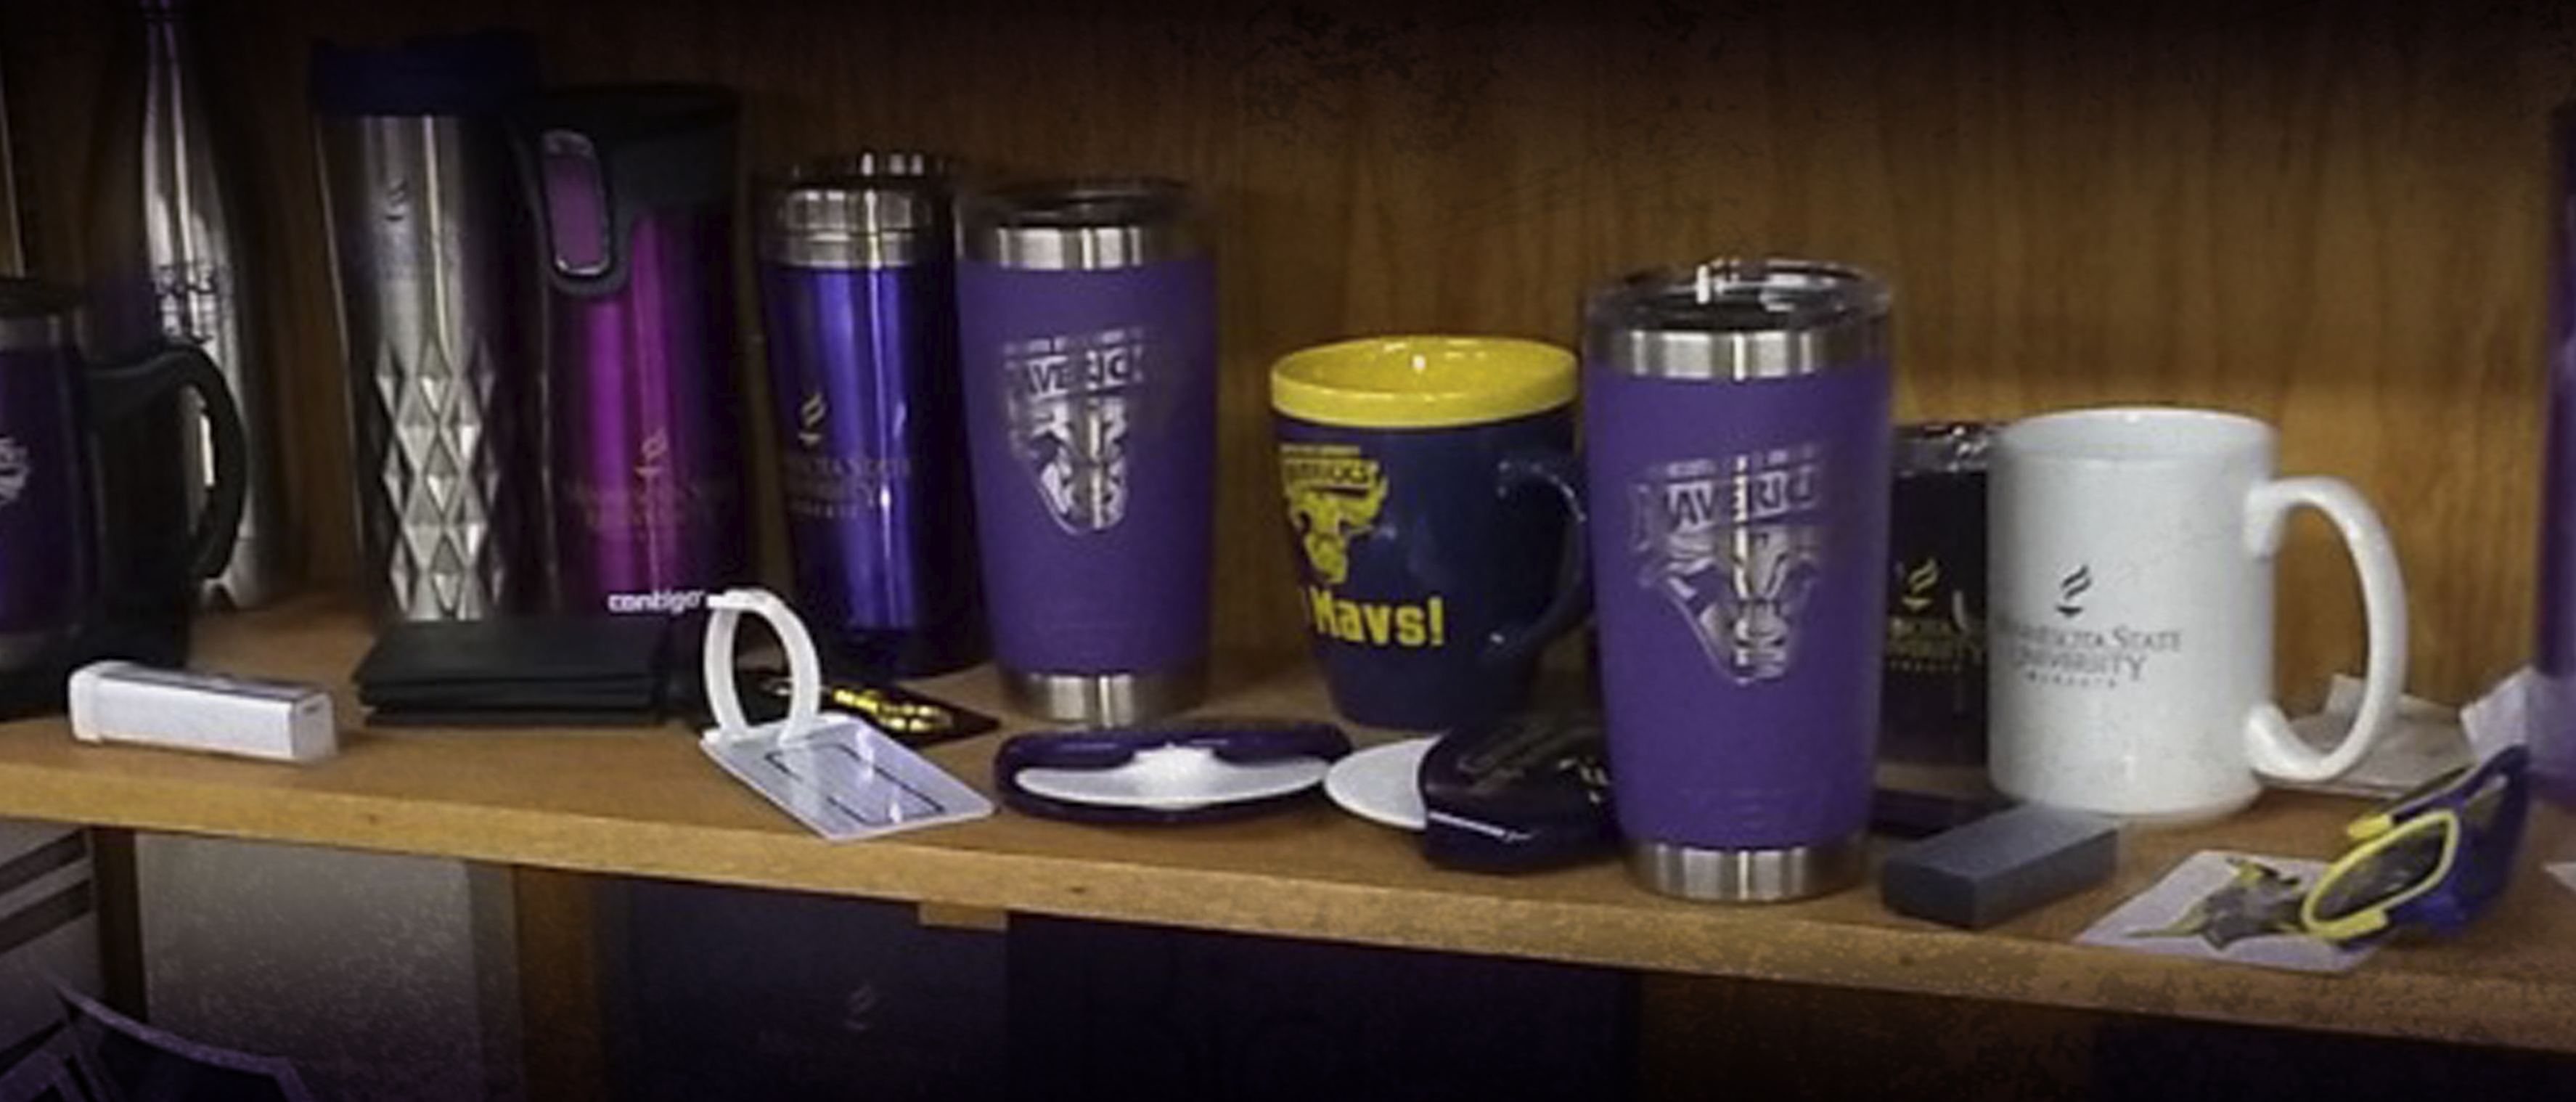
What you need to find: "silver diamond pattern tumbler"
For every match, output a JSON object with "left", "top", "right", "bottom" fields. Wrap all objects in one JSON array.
[
  {"left": 85, "top": 0, "right": 290, "bottom": 610},
  {"left": 312, "top": 33, "right": 539, "bottom": 620}
]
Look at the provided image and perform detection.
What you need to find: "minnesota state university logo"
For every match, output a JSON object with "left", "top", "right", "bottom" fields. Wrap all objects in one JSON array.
[
  {"left": 1897, "top": 558, "right": 1940, "bottom": 613},
  {"left": 1632, "top": 445, "right": 1828, "bottom": 683},
  {"left": 1279, "top": 443, "right": 1386, "bottom": 587},
  {"left": 795, "top": 391, "right": 829, "bottom": 451},
  {"left": 1886, "top": 555, "right": 1983, "bottom": 677}
]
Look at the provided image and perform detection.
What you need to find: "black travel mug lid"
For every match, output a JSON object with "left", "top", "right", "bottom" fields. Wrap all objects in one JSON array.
[
  {"left": 509, "top": 83, "right": 740, "bottom": 295},
  {"left": 510, "top": 83, "right": 737, "bottom": 206}
]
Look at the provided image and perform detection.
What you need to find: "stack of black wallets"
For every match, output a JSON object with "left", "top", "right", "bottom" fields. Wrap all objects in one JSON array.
[
  {"left": 352, "top": 616, "right": 691, "bottom": 727},
  {"left": 351, "top": 616, "right": 1002, "bottom": 743}
]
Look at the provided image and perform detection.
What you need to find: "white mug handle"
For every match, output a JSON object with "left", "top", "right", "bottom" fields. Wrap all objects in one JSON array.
[{"left": 2238, "top": 477, "right": 2409, "bottom": 783}]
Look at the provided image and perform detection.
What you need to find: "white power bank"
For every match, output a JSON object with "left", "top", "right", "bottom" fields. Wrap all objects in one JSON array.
[{"left": 67, "top": 661, "right": 338, "bottom": 764}]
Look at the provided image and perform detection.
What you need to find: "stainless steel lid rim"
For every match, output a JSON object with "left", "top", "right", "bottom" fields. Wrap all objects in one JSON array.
[
  {"left": 962, "top": 176, "right": 1208, "bottom": 270},
  {"left": 1894, "top": 420, "right": 1995, "bottom": 474},
  {"left": 758, "top": 156, "right": 953, "bottom": 270},
  {"left": 1587, "top": 256, "right": 1892, "bottom": 380},
  {"left": 782, "top": 150, "right": 950, "bottom": 184}
]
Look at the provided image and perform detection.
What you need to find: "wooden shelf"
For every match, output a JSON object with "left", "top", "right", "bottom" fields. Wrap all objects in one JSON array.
[{"left": 2, "top": 597, "right": 2572, "bottom": 1054}]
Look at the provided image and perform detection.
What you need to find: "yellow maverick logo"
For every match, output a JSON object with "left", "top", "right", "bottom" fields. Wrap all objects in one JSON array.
[{"left": 1280, "top": 443, "right": 1388, "bottom": 588}]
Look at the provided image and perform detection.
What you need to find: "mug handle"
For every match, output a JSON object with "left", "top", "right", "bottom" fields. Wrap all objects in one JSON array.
[
  {"left": 1484, "top": 450, "right": 1591, "bottom": 669},
  {"left": 88, "top": 343, "right": 249, "bottom": 582},
  {"left": 2239, "top": 476, "right": 2409, "bottom": 783}
]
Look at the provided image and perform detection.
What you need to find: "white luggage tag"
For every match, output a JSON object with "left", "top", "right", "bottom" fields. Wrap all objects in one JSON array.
[{"left": 699, "top": 588, "right": 994, "bottom": 841}]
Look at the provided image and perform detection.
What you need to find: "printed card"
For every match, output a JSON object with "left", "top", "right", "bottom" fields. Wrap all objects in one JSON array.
[
  {"left": 2077, "top": 850, "right": 2378, "bottom": 974},
  {"left": 705, "top": 714, "right": 994, "bottom": 841},
  {"left": 2281, "top": 674, "right": 2471, "bottom": 799}
]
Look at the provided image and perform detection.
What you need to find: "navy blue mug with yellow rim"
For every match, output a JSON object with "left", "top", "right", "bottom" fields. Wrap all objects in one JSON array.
[{"left": 1271, "top": 335, "right": 1589, "bottom": 731}]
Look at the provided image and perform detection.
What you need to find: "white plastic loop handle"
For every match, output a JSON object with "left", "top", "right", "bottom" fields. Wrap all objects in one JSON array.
[
  {"left": 2240, "top": 477, "right": 2410, "bottom": 783},
  {"left": 700, "top": 587, "right": 823, "bottom": 745}
]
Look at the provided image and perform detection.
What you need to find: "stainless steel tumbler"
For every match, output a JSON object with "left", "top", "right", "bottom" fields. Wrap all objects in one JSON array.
[
  {"left": 312, "top": 32, "right": 539, "bottom": 621},
  {"left": 757, "top": 155, "right": 984, "bottom": 676},
  {"left": 83, "top": 0, "right": 289, "bottom": 610},
  {"left": 958, "top": 179, "right": 1216, "bottom": 723},
  {"left": 0, "top": 54, "right": 24, "bottom": 274},
  {"left": 1583, "top": 258, "right": 1894, "bottom": 902}
]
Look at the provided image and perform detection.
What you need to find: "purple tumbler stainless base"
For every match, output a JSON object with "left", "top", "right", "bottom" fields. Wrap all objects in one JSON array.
[
  {"left": 1002, "top": 667, "right": 1208, "bottom": 726},
  {"left": 1628, "top": 841, "right": 1869, "bottom": 902}
]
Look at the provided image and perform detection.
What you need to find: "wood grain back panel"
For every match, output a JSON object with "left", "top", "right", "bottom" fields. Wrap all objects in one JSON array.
[{"left": 4, "top": 0, "right": 2567, "bottom": 701}]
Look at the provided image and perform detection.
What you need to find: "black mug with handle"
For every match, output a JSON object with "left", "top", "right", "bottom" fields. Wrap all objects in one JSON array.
[{"left": 0, "top": 278, "right": 246, "bottom": 716}]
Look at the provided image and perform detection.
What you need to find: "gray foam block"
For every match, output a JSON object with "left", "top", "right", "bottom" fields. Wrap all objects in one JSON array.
[{"left": 1879, "top": 804, "right": 2121, "bottom": 930}]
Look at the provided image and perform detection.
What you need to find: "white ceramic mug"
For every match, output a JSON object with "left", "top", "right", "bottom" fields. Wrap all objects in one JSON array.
[{"left": 1987, "top": 407, "right": 2408, "bottom": 823}]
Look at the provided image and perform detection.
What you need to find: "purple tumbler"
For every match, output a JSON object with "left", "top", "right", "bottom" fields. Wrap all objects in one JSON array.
[
  {"left": 512, "top": 85, "right": 748, "bottom": 616},
  {"left": 1582, "top": 258, "right": 1894, "bottom": 902},
  {"left": 2534, "top": 104, "right": 2576, "bottom": 807},
  {"left": 958, "top": 179, "right": 1215, "bottom": 723},
  {"left": 756, "top": 155, "right": 984, "bottom": 676}
]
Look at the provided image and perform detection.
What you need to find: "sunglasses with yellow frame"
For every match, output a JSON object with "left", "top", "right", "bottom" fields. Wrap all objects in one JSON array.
[{"left": 2301, "top": 746, "right": 2532, "bottom": 944}]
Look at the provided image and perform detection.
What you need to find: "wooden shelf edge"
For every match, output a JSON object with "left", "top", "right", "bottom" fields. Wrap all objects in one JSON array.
[
  {"left": 2, "top": 757, "right": 2566, "bottom": 1056},
  {"left": 0, "top": 599, "right": 2560, "bottom": 1057}
]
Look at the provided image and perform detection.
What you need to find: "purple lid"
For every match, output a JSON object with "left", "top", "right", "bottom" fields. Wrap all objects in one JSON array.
[
  {"left": 1420, "top": 712, "right": 1619, "bottom": 872},
  {"left": 309, "top": 31, "right": 539, "bottom": 117}
]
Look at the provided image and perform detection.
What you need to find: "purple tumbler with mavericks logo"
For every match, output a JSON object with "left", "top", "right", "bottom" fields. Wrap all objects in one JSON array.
[
  {"left": 1582, "top": 259, "right": 1893, "bottom": 902},
  {"left": 756, "top": 155, "right": 984, "bottom": 676},
  {"left": 959, "top": 179, "right": 1214, "bottom": 723},
  {"left": 512, "top": 86, "right": 748, "bottom": 616}
]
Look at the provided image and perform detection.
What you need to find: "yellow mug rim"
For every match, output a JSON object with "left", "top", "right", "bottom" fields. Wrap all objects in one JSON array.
[{"left": 1270, "top": 335, "right": 1577, "bottom": 430}]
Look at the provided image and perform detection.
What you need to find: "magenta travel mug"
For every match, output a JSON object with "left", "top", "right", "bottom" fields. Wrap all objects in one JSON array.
[{"left": 512, "top": 84, "right": 750, "bottom": 616}]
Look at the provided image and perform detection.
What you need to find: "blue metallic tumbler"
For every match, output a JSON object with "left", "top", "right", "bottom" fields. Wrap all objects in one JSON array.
[{"left": 756, "top": 155, "right": 983, "bottom": 675}]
